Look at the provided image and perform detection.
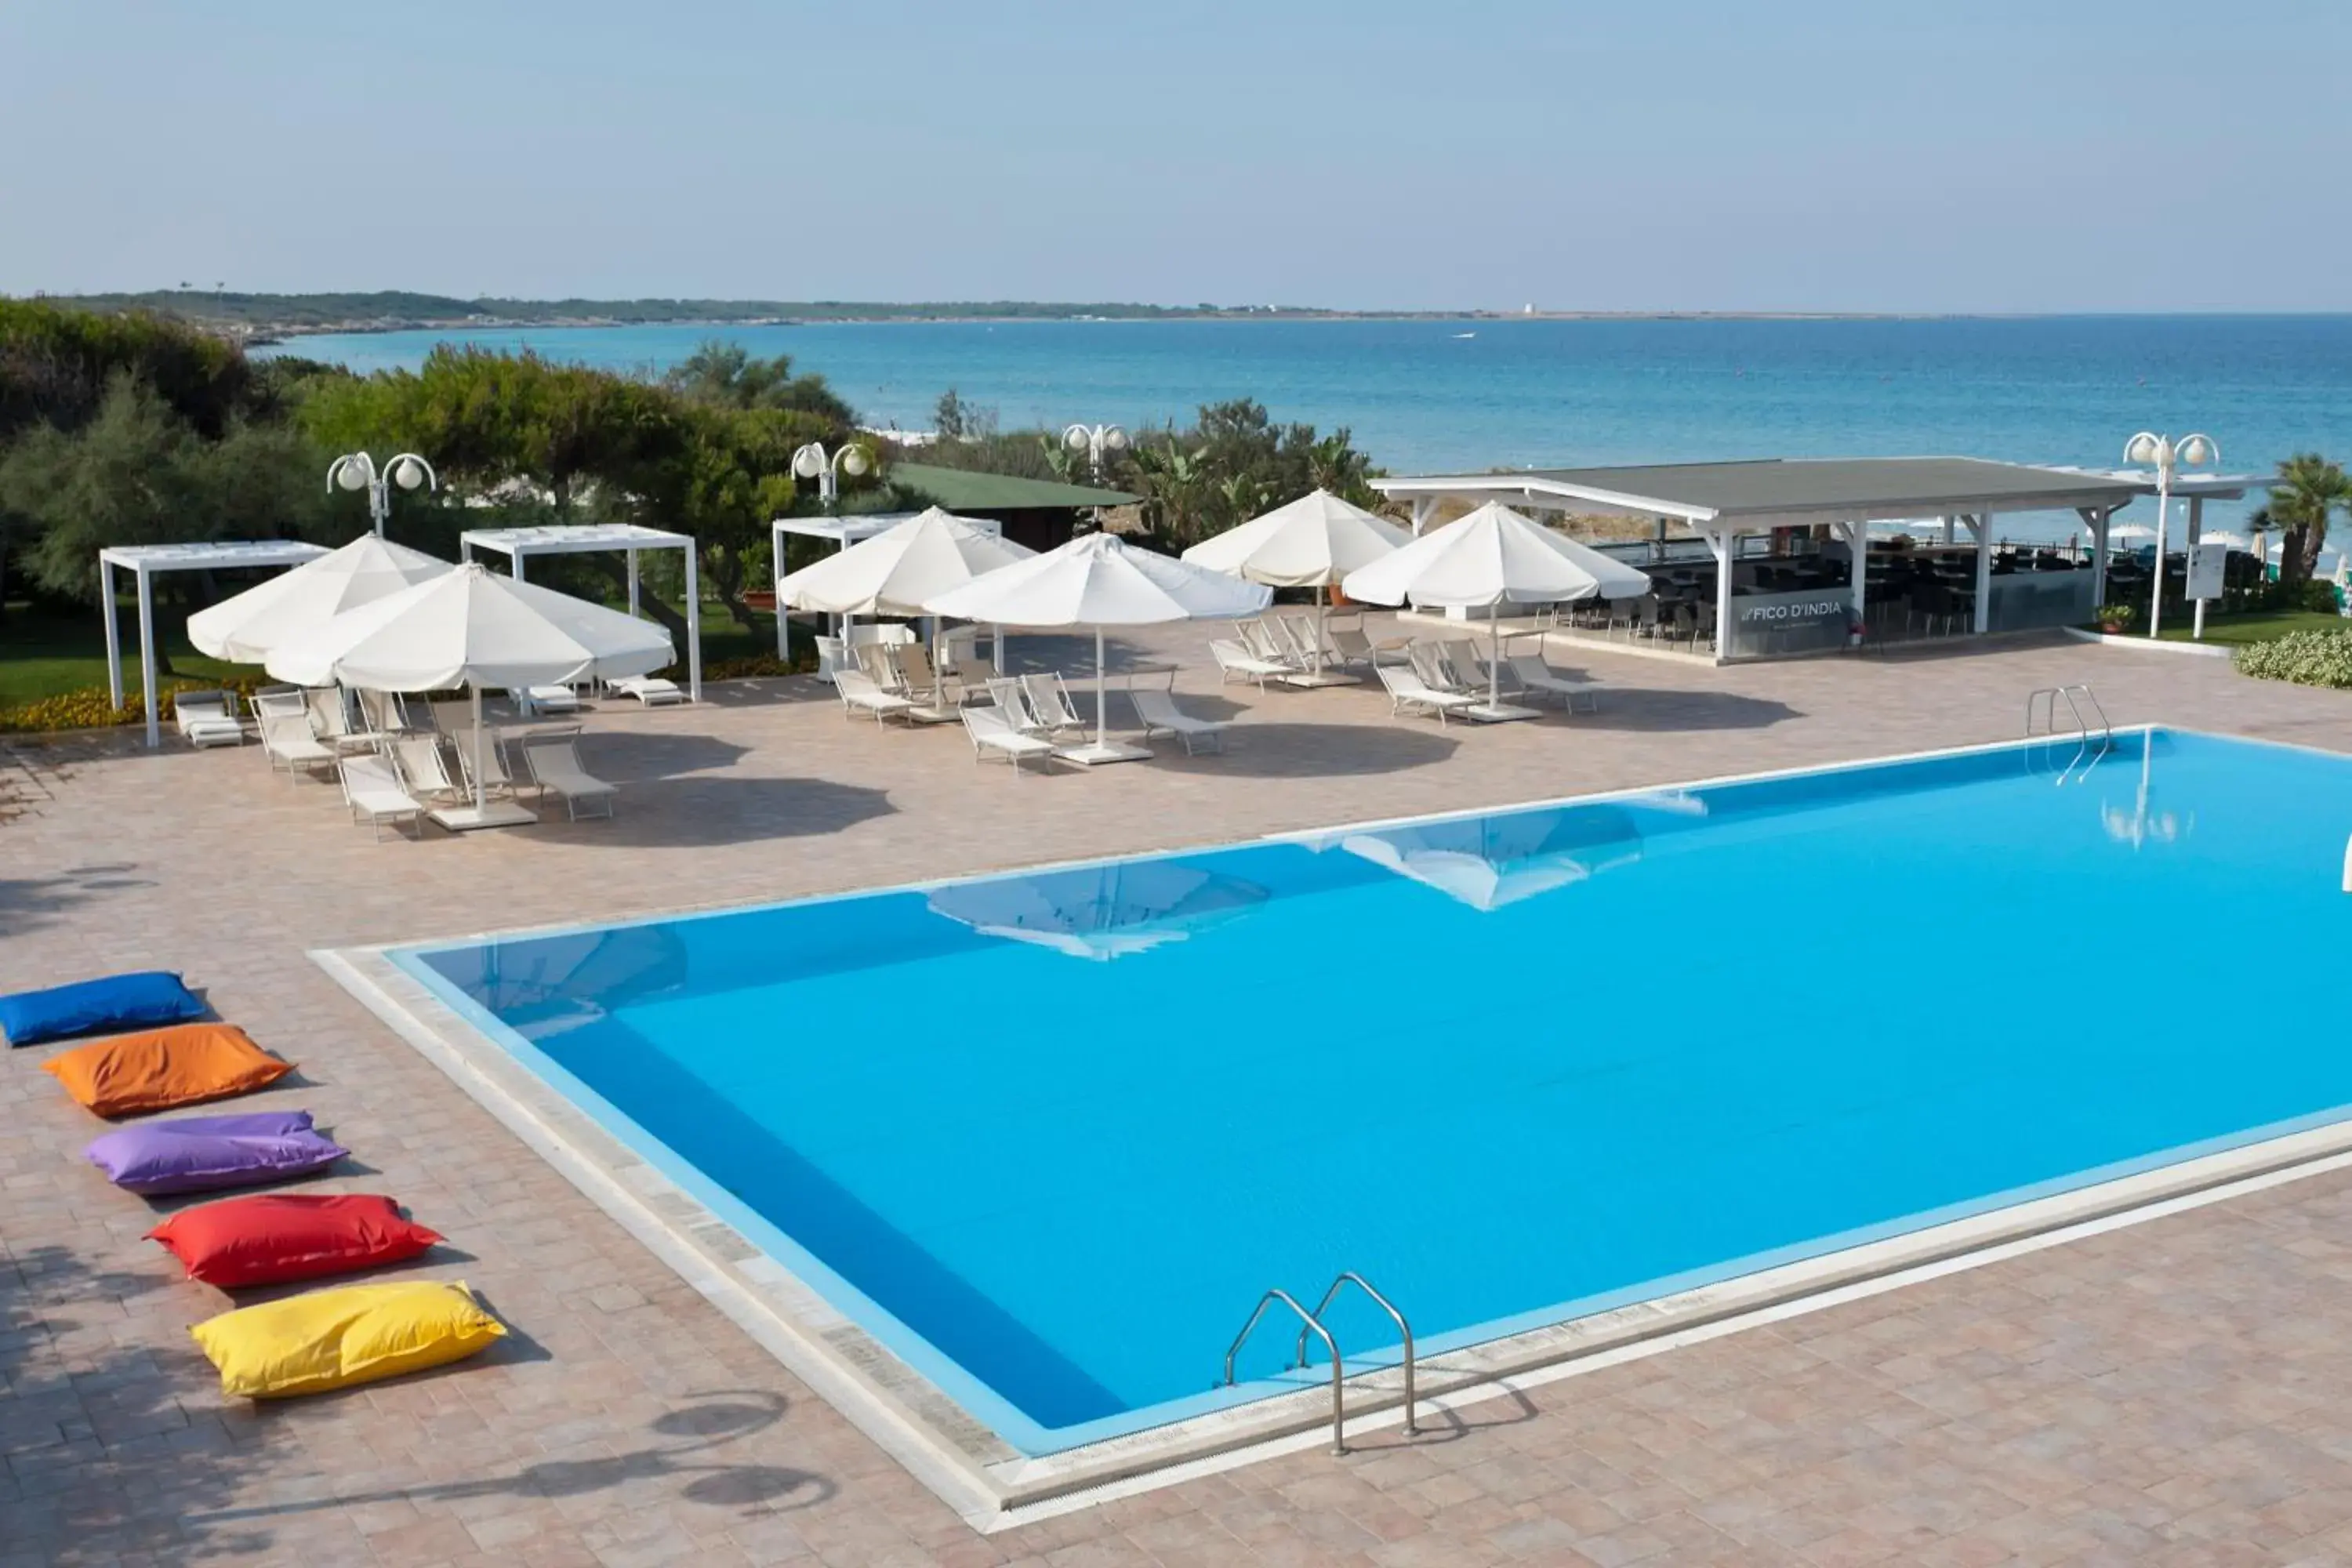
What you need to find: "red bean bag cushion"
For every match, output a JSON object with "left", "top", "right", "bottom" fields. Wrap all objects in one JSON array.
[{"left": 146, "top": 1194, "right": 443, "bottom": 1288}]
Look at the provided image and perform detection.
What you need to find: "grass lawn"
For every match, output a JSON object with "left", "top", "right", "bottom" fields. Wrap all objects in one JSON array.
[
  {"left": 0, "top": 596, "right": 797, "bottom": 710},
  {"left": 2143, "top": 609, "right": 2349, "bottom": 648}
]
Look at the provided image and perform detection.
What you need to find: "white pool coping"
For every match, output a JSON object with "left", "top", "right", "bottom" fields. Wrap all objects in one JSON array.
[{"left": 312, "top": 725, "right": 2352, "bottom": 1528}]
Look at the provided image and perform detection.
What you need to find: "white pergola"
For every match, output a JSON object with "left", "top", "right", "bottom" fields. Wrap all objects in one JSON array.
[
  {"left": 459, "top": 524, "right": 701, "bottom": 702},
  {"left": 771, "top": 512, "right": 1003, "bottom": 655},
  {"left": 1373, "top": 457, "right": 2263, "bottom": 662},
  {"left": 97, "top": 540, "right": 331, "bottom": 749}
]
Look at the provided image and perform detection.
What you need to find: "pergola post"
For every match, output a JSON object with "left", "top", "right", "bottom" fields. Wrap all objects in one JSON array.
[
  {"left": 683, "top": 545, "right": 702, "bottom": 702},
  {"left": 771, "top": 520, "right": 792, "bottom": 660},
  {"left": 1941, "top": 514, "right": 1956, "bottom": 546},
  {"left": 626, "top": 548, "right": 641, "bottom": 617},
  {"left": 1843, "top": 521, "right": 1867, "bottom": 643},
  {"left": 136, "top": 562, "right": 160, "bottom": 749},
  {"left": 511, "top": 551, "right": 528, "bottom": 585},
  {"left": 1710, "top": 525, "right": 1736, "bottom": 665},
  {"left": 1410, "top": 495, "right": 1439, "bottom": 535},
  {"left": 1970, "top": 514, "right": 1992, "bottom": 634},
  {"left": 2085, "top": 506, "right": 2112, "bottom": 607},
  {"left": 100, "top": 554, "right": 123, "bottom": 710}
]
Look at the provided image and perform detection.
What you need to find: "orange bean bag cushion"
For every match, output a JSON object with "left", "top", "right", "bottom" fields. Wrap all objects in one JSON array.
[{"left": 41, "top": 1024, "right": 293, "bottom": 1117}]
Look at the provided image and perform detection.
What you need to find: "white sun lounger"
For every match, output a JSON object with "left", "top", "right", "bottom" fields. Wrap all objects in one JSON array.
[
  {"left": 1377, "top": 664, "right": 1481, "bottom": 724},
  {"left": 612, "top": 676, "right": 687, "bottom": 706},
  {"left": 389, "top": 735, "right": 467, "bottom": 804},
  {"left": 985, "top": 677, "right": 1046, "bottom": 732},
  {"left": 1018, "top": 673, "right": 1087, "bottom": 737},
  {"left": 337, "top": 753, "right": 424, "bottom": 840},
  {"left": 258, "top": 710, "right": 336, "bottom": 778},
  {"left": 1131, "top": 689, "right": 1231, "bottom": 755},
  {"left": 1210, "top": 639, "right": 1290, "bottom": 689},
  {"left": 522, "top": 739, "right": 617, "bottom": 820},
  {"left": 1237, "top": 619, "right": 1303, "bottom": 670},
  {"left": 1506, "top": 655, "right": 1602, "bottom": 712},
  {"left": 455, "top": 729, "right": 523, "bottom": 800},
  {"left": 836, "top": 670, "right": 917, "bottom": 725},
  {"left": 961, "top": 704, "right": 1058, "bottom": 775},
  {"left": 515, "top": 684, "right": 582, "bottom": 717},
  {"left": 172, "top": 690, "right": 246, "bottom": 748}
]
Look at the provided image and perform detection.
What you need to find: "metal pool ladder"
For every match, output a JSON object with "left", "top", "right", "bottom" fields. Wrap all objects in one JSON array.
[
  {"left": 1221, "top": 1272, "right": 1418, "bottom": 1455},
  {"left": 2025, "top": 683, "right": 2113, "bottom": 784}
]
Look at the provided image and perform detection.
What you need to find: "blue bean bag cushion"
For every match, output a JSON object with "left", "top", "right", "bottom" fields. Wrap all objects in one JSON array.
[{"left": 0, "top": 971, "right": 205, "bottom": 1047}]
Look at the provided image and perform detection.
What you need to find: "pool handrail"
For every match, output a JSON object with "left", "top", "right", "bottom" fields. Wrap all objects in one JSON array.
[
  {"left": 1294, "top": 1272, "right": 1417, "bottom": 1438},
  {"left": 1222, "top": 1289, "right": 1347, "bottom": 1454}
]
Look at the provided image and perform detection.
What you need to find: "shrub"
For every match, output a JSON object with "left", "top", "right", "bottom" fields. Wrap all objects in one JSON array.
[
  {"left": 692, "top": 654, "right": 808, "bottom": 681},
  {"left": 0, "top": 675, "right": 264, "bottom": 735},
  {"left": 2234, "top": 628, "right": 2352, "bottom": 689}
]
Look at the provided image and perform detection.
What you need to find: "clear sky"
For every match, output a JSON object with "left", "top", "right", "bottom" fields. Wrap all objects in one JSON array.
[{"left": 5, "top": 1, "right": 2345, "bottom": 313}]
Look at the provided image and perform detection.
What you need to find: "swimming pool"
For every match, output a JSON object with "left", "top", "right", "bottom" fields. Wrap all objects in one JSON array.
[{"left": 392, "top": 729, "right": 2352, "bottom": 1459}]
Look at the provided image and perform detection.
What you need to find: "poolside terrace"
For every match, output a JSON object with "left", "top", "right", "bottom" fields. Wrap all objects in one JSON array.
[{"left": 6, "top": 622, "right": 2352, "bottom": 1566}]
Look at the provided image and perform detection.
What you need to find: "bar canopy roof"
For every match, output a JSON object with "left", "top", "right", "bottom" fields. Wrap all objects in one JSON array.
[{"left": 1374, "top": 456, "right": 2256, "bottom": 529}]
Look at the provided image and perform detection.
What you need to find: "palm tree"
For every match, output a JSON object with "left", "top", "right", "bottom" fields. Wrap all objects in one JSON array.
[
  {"left": 1215, "top": 473, "right": 1267, "bottom": 533},
  {"left": 2267, "top": 453, "right": 2352, "bottom": 586},
  {"left": 1131, "top": 439, "right": 1208, "bottom": 546}
]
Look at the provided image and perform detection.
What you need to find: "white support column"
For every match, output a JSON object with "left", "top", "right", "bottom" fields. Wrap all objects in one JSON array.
[
  {"left": 771, "top": 521, "right": 789, "bottom": 661},
  {"left": 1970, "top": 514, "right": 1992, "bottom": 634},
  {"left": 2187, "top": 495, "right": 2208, "bottom": 640},
  {"left": 100, "top": 555, "right": 123, "bottom": 710},
  {"left": 1410, "top": 495, "right": 1439, "bottom": 535},
  {"left": 1845, "top": 521, "right": 1867, "bottom": 644},
  {"left": 683, "top": 544, "right": 702, "bottom": 703},
  {"left": 511, "top": 550, "right": 528, "bottom": 585},
  {"left": 1711, "top": 527, "right": 1737, "bottom": 665},
  {"left": 136, "top": 564, "right": 160, "bottom": 750},
  {"left": 460, "top": 537, "right": 474, "bottom": 564},
  {"left": 626, "top": 548, "right": 640, "bottom": 618},
  {"left": 1941, "top": 514, "right": 1956, "bottom": 546}
]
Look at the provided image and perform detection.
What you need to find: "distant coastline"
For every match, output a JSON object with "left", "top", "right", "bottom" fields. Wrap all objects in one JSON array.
[{"left": 17, "top": 289, "right": 1970, "bottom": 344}]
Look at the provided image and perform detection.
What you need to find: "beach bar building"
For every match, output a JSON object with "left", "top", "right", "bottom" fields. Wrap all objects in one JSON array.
[{"left": 1373, "top": 457, "right": 2260, "bottom": 662}]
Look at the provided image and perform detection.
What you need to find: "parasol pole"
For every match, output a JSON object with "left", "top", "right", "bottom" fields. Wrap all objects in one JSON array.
[
  {"left": 470, "top": 686, "right": 487, "bottom": 814},
  {"left": 1094, "top": 625, "right": 1109, "bottom": 751},
  {"left": 1316, "top": 583, "right": 1329, "bottom": 677},
  {"left": 1489, "top": 601, "right": 1502, "bottom": 709}
]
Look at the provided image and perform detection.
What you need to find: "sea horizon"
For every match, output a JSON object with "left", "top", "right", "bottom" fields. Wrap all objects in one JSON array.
[{"left": 268, "top": 314, "right": 2352, "bottom": 541}]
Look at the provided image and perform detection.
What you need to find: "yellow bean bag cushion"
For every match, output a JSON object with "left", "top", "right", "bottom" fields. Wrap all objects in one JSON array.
[
  {"left": 42, "top": 1023, "right": 292, "bottom": 1117},
  {"left": 190, "top": 1279, "right": 506, "bottom": 1399}
]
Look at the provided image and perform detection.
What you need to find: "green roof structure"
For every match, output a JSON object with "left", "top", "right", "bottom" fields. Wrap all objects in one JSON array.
[{"left": 889, "top": 463, "right": 1139, "bottom": 512}]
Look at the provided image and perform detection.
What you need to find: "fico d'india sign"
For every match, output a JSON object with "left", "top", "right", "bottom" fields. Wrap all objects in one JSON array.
[{"left": 1730, "top": 590, "right": 1851, "bottom": 656}]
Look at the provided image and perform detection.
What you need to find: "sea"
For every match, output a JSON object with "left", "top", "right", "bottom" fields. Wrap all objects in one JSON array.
[{"left": 271, "top": 315, "right": 2352, "bottom": 543}]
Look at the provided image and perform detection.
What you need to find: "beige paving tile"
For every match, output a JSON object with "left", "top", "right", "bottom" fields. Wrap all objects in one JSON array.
[{"left": 5, "top": 625, "right": 2352, "bottom": 1566}]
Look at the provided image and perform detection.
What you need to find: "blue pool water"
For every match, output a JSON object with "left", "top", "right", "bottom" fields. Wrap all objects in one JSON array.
[{"left": 398, "top": 731, "right": 2352, "bottom": 1454}]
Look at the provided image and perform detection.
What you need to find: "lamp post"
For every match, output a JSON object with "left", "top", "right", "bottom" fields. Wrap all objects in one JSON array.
[
  {"left": 1062, "top": 423, "right": 1128, "bottom": 482},
  {"left": 2122, "top": 431, "right": 2216, "bottom": 639},
  {"left": 1063, "top": 423, "right": 1127, "bottom": 533},
  {"left": 791, "top": 441, "right": 871, "bottom": 506},
  {"left": 328, "top": 451, "right": 437, "bottom": 536}
]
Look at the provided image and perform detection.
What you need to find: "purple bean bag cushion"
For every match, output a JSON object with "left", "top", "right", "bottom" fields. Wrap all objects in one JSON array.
[{"left": 84, "top": 1111, "right": 347, "bottom": 1196}]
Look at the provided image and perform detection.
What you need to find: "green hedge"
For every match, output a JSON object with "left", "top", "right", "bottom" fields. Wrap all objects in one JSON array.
[{"left": 2233, "top": 628, "right": 2352, "bottom": 689}]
